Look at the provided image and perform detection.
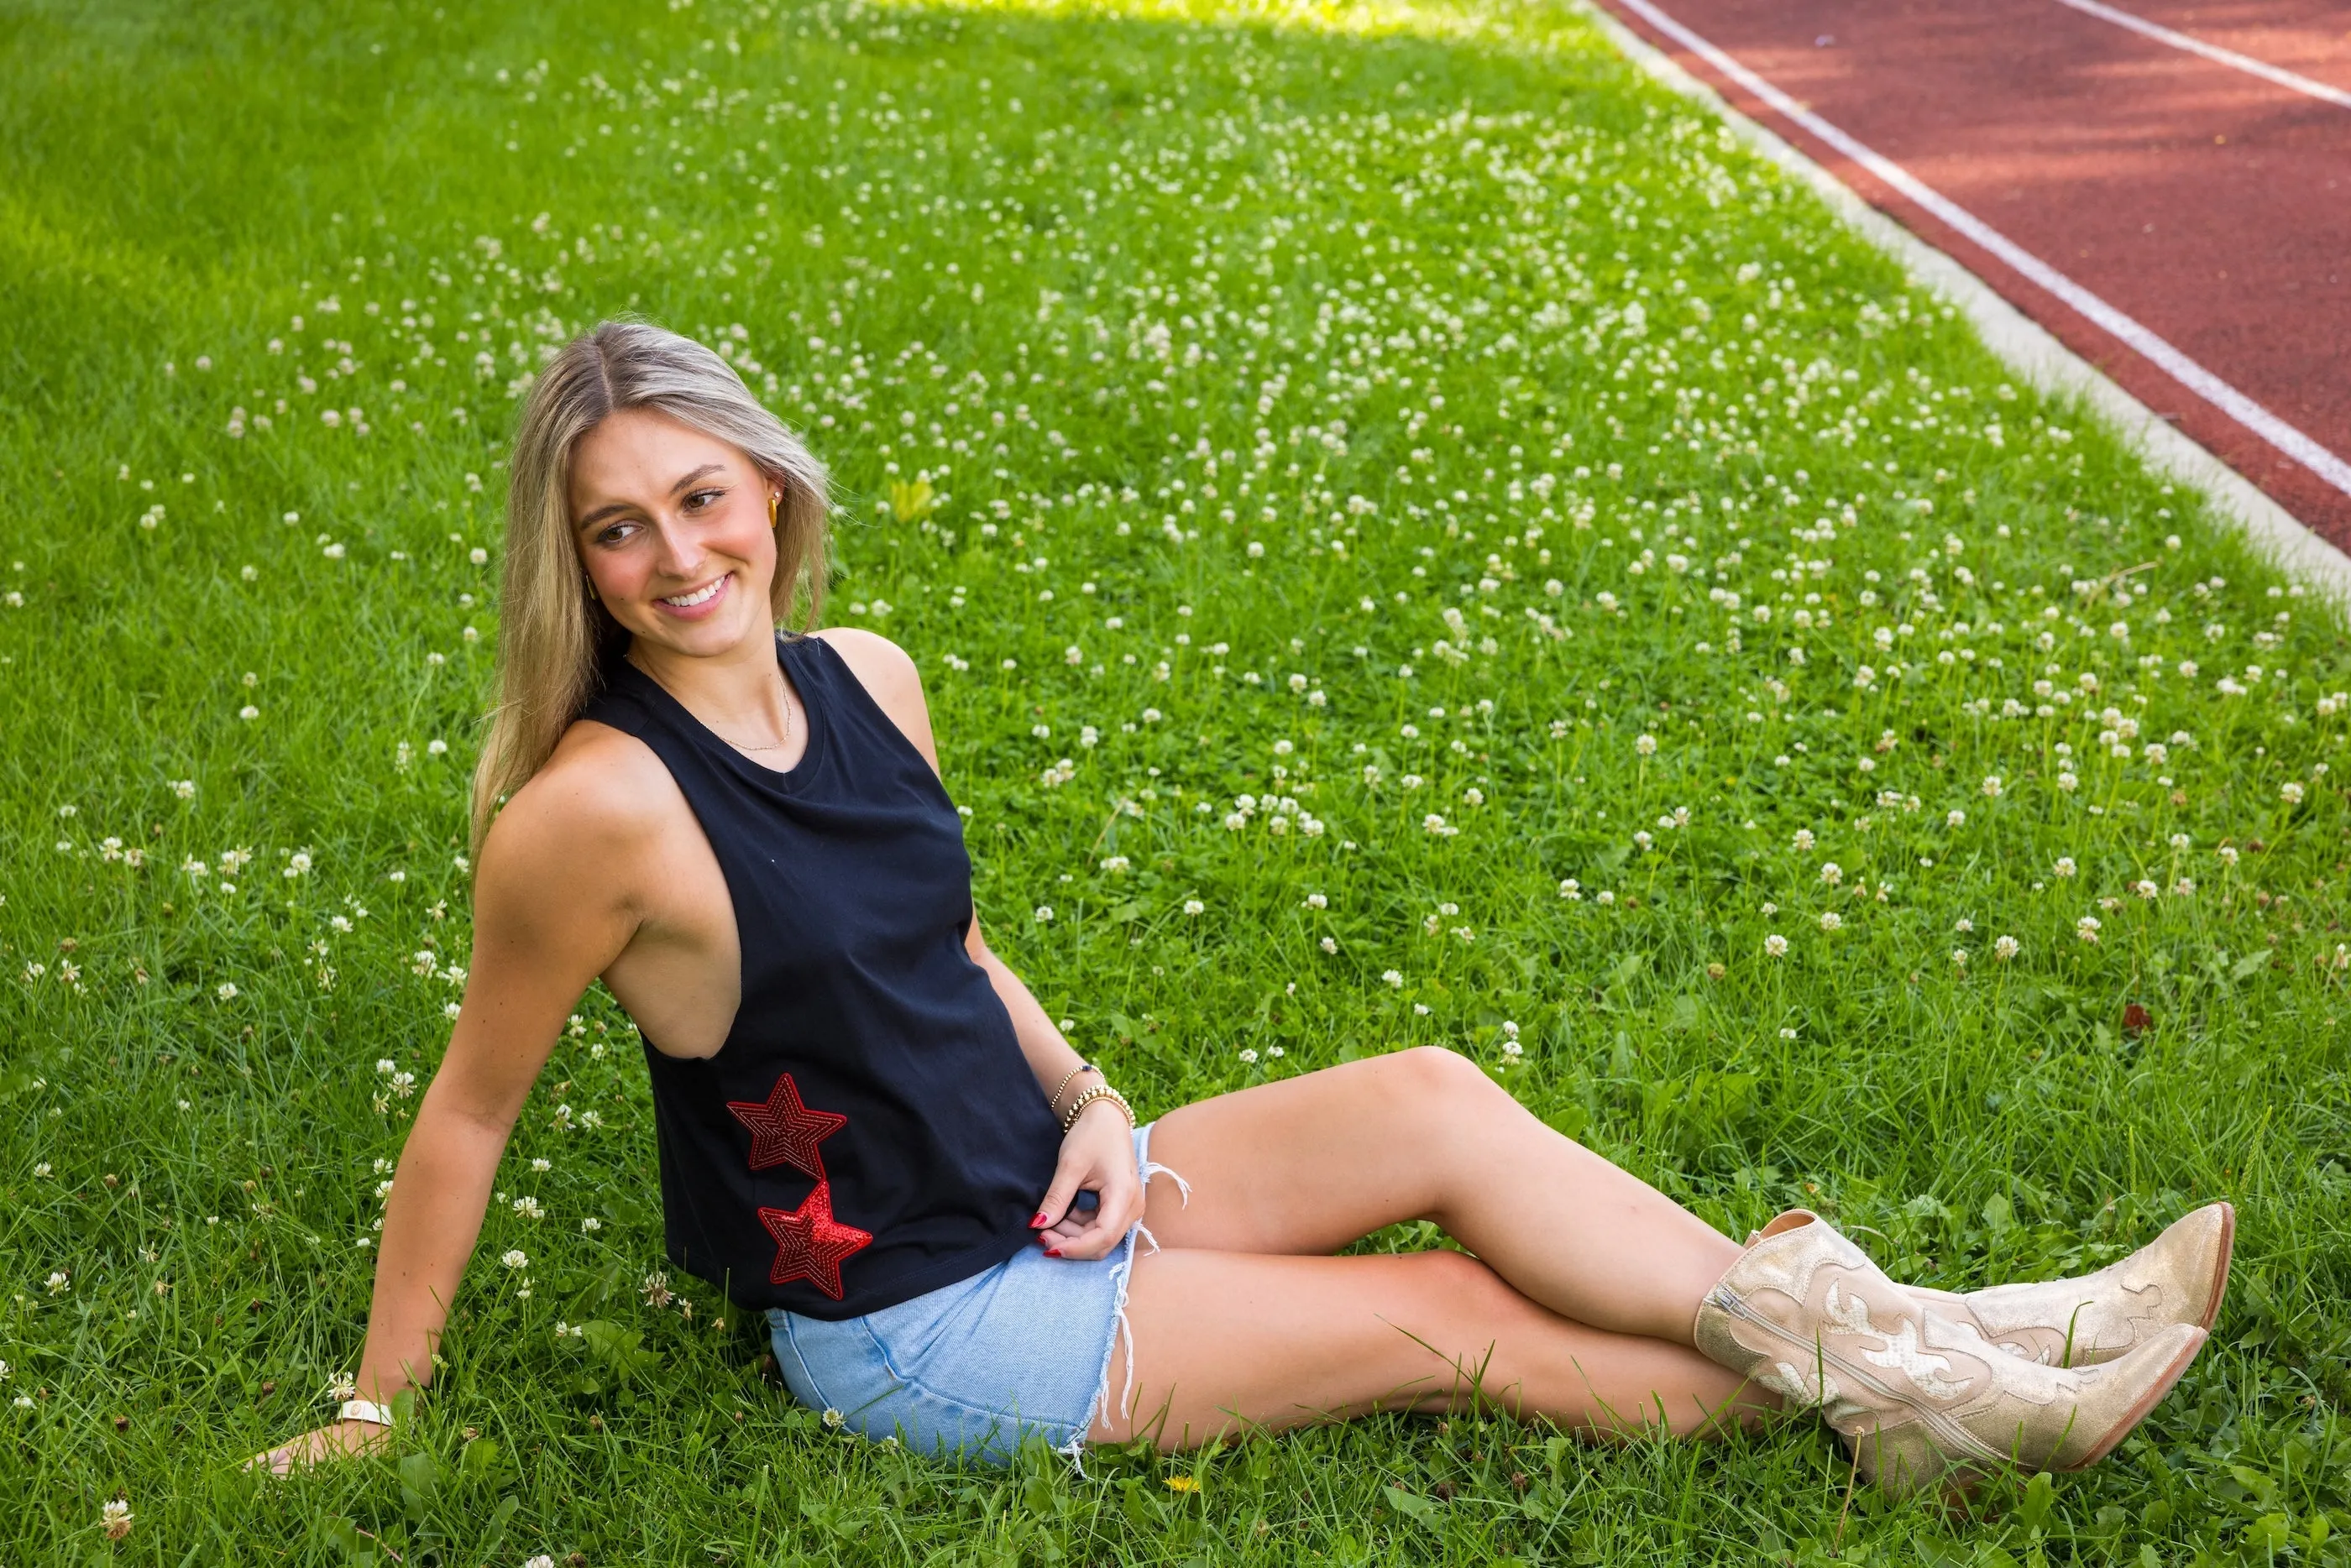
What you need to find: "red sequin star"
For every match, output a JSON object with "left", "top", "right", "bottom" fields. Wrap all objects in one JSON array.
[
  {"left": 726, "top": 1072, "right": 846, "bottom": 1179},
  {"left": 757, "top": 1180, "right": 872, "bottom": 1299}
]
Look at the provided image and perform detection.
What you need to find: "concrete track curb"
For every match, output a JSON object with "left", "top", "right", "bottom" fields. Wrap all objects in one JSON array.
[{"left": 1576, "top": 0, "right": 2351, "bottom": 602}]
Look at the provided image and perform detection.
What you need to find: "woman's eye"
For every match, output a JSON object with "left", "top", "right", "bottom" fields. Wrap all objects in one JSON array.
[{"left": 685, "top": 488, "right": 725, "bottom": 510}]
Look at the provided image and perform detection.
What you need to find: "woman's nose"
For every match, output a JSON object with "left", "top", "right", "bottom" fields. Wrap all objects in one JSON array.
[{"left": 648, "top": 515, "right": 706, "bottom": 575}]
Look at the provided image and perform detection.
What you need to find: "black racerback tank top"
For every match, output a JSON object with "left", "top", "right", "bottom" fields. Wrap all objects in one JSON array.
[{"left": 578, "top": 634, "right": 1063, "bottom": 1319}]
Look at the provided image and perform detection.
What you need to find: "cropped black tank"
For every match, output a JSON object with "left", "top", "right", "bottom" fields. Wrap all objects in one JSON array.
[{"left": 579, "top": 634, "right": 1062, "bottom": 1320}]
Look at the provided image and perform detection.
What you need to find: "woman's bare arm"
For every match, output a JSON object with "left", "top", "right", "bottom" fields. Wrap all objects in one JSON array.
[{"left": 256, "top": 743, "right": 652, "bottom": 1470}]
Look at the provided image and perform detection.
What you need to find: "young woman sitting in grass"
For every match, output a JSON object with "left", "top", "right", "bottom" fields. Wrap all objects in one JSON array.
[{"left": 260, "top": 320, "right": 2232, "bottom": 1496}]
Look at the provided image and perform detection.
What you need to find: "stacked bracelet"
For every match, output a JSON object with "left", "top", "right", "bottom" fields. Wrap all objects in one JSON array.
[
  {"left": 338, "top": 1398, "right": 395, "bottom": 1428},
  {"left": 1060, "top": 1083, "right": 1134, "bottom": 1133},
  {"left": 1045, "top": 1060, "right": 1098, "bottom": 1119}
]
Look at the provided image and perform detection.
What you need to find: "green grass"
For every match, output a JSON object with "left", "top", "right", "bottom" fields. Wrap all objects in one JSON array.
[{"left": 4, "top": 0, "right": 2351, "bottom": 1560}]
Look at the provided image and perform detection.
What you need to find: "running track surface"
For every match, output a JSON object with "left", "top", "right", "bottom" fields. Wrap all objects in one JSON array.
[{"left": 1588, "top": 0, "right": 2351, "bottom": 548}]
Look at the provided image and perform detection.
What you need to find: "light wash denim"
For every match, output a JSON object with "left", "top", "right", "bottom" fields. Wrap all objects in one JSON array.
[{"left": 768, "top": 1123, "right": 1175, "bottom": 1463}]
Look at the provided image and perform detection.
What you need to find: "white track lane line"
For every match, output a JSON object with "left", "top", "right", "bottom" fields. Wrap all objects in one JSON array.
[
  {"left": 2049, "top": 0, "right": 2351, "bottom": 112},
  {"left": 1607, "top": 0, "right": 2351, "bottom": 503}
]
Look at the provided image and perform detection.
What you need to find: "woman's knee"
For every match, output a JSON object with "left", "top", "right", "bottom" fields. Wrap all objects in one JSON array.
[{"left": 1383, "top": 1044, "right": 1501, "bottom": 1110}]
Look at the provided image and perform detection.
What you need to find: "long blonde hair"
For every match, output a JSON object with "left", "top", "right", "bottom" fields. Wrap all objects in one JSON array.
[{"left": 471, "top": 319, "right": 830, "bottom": 847}]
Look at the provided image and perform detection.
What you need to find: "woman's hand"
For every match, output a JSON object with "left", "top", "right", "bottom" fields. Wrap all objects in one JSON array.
[
  {"left": 248, "top": 1419, "right": 392, "bottom": 1476},
  {"left": 1032, "top": 1100, "right": 1141, "bottom": 1260}
]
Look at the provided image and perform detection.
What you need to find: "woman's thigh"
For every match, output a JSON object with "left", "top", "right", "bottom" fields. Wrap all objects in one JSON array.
[
  {"left": 1097, "top": 1245, "right": 1757, "bottom": 1449},
  {"left": 1139, "top": 1048, "right": 1505, "bottom": 1255}
]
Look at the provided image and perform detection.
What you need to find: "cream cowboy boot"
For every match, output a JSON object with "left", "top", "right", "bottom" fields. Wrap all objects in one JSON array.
[
  {"left": 1906, "top": 1203, "right": 2233, "bottom": 1367},
  {"left": 1696, "top": 1210, "right": 2208, "bottom": 1497}
]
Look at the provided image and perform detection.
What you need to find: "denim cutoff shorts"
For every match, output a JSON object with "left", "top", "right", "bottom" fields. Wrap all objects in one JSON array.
[{"left": 767, "top": 1122, "right": 1172, "bottom": 1464}]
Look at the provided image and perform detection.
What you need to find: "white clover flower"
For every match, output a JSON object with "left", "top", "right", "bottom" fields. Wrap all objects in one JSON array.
[
  {"left": 1182, "top": 899, "right": 1204, "bottom": 917},
  {"left": 1558, "top": 879, "right": 1582, "bottom": 900},
  {"left": 1319, "top": 937, "right": 1338, "bottom": 954},
  {"left": 2076, "top": 916, "right": 2102, "bottom": 944},
  {"left": 1238, "top": 1048, "right": 1259, "bottom": 1064},
  {"left": 1381, "top": 970, "right": 1404, "bottom": 988},
  {"left": 2054, "top": 857, "right": 2077, "bottom": 878},
  {"left": 1033, "top": 905, "right": 1054, "bottom": 923},
  {"left": 1303, "top": 892, "right": 1327, "bottom": 910},
  {"left": 1792, "top": 829, "right": 1815, "bottom": 853},
  {"left": 511, "top": 1196, "right": 544, "bottom": 1220},
  {"left": 216, "top": 982, "right": 238, "bottom": 1001},
  {"left": 2281, "top": 781, "right": 2306, "bottom": 805},
  {"left": 1981, "top": 776, "right": 2003, "bottom": 798},
  {"left": 1634, "top": 734, "right": 1657, "bottom": 756},
  {"left": 45, "top": 1272, "right": 69, "bottom": 1295},
  {"left": 1765, "top": 934, "right": 1789, "bottom": 957},
  {"left": 1818, "top": 912, "right": 1842, "bottom": 933},
  {"left": 1994, "top": 935, "right": 2020, "bottom": 961},
  {"left": 500, "top": 1249, "right": 528, "bottom": 1270},
  {"left": 1820, "top": 863, "right": 1842, "bottom": 886},
  {"left": 1946, "top": 809, "right": 1966, "bottom": 828},
  {"left": 102, "top": 1500, "right": 134, "bottom": 1540}
]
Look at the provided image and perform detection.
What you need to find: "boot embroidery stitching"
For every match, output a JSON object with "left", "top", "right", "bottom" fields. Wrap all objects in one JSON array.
[
  {"left": 1856, "top": 1318, "right": 1968, "bottom": 1403},
  {"left": 1821, "top": 1281, "right": 1875, "bottom": 1337}
]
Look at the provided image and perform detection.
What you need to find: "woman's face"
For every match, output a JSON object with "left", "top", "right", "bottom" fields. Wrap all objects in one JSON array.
[{"left": 568, "top": 406, "right": 779, "bottom": 660}]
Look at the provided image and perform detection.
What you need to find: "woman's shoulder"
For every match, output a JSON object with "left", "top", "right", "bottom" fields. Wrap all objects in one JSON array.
[
  {"left": 485, "top": 719, "right": 682, "bottom": 871},
  {"left": 809, "top": 626, "right": 919, "bottom": 693},
  {"left": 808, "top": 628, "right": 937, "bottom": 766}
]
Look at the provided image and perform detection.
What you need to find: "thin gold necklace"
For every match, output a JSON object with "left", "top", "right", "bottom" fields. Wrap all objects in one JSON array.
[{"left": 631, "top": 651, "right": 793, "bottom": 755}]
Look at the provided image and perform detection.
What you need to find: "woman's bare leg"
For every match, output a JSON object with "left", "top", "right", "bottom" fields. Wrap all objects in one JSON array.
[
  {"left": 1139, "top": 1047, "right": 1741, "bottom": 1345},
  {"left": 1098, "top": 1247, "right": 1767, "bottom": 1447},
  {"left": 1099, "top": 1048, "right": 1767, "bottom": 1449}
]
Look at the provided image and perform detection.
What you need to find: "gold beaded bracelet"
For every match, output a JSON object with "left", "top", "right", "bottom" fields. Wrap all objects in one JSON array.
[
  {"left": 1045, "top": 1060, "right": 1098, "bottom": 1119},
  {"left": 1060, "top": 1083, "right": 1134, "bottom": 1133}
]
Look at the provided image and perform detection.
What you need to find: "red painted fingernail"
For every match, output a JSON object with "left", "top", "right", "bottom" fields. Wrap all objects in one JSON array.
[
  {"left": 1044, "top": 1247, "right": 1063, "bottom": 1258},
  {"left": 1029, "top": 1212, "right": 1050, "bottom": 1229}
]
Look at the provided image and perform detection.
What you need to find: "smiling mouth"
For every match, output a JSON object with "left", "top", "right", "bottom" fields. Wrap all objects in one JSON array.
[{"left": 659, "top": 576, "right": 728, "bottom": 609}]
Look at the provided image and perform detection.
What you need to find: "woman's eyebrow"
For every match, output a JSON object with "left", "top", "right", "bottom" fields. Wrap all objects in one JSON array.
[{"left": 574, "top": 463, "right": 729, "bottom": 531}]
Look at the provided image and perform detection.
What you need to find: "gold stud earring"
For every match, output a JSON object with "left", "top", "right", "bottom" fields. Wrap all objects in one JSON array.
[{"left": 768, "top": 492, "right": 781, "bottom": 528}]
